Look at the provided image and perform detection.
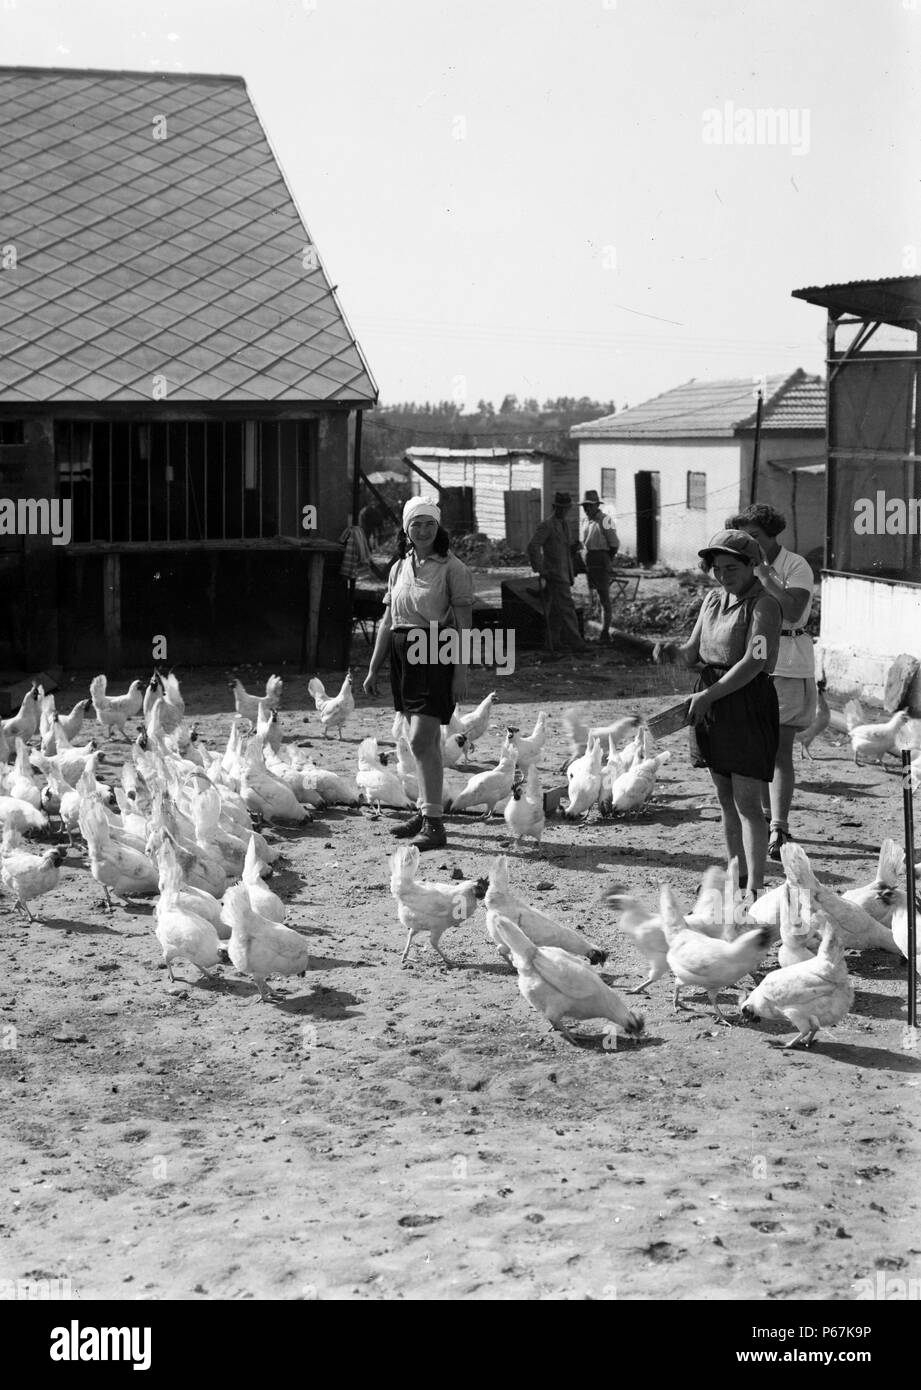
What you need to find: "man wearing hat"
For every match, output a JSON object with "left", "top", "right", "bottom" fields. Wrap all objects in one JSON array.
[
  {"left": 526, "top": 492, "right": 591, "bottom": 654},
  {"left": 579, "top": 489, "right": 620, "bottom": 643}
]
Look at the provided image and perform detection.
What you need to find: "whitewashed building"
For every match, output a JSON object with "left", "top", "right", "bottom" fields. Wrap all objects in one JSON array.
[
  {"left": 791, "top": 276, "right": 921, "bottom": 708},
  {"left": 571, "top": 370, "right": 825, "bottom": 569}
]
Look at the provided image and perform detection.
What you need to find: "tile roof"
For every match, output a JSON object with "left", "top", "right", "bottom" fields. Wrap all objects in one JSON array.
[
  {"left": 0, "top": 66, "right": 377, "bottom": 405},
  {"left": 570, "top": 369, "right": 824, "bottom": 439},
  {"left": 405, "top": 447, "right": 563, "bottom": 461}
]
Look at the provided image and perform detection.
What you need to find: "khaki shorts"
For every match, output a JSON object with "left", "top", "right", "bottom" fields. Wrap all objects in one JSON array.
[{"left": 773, "top": 676, "right": 817, "bottom": 730}]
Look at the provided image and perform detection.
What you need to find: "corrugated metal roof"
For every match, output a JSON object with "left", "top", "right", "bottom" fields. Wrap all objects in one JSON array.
[
  {"left": 0, "top": 66, "right": 377, "bottom": 404},
  {"left": 791, "top": 276, "right": 921, "bottom": 328},
  {"left": 571, "top": 369, "right": 824, "bottom": 439},
  {"left": 404, "top": 447, "right": 561, "bottom": 461}
]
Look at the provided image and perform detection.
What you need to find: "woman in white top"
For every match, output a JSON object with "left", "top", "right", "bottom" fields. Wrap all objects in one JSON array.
[
  {"left": 362, "top": 497, "right": 475, "bottom": 851},
  {"left": 726, "top": 504, "right": 816, "bottom": 861}
]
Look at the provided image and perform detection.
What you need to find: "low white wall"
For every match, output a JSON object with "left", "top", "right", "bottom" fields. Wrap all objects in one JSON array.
[{"left": 817, "top": 573, "right": 921, "bottom": 711}]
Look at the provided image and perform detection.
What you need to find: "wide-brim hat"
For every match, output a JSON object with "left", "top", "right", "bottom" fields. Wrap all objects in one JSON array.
[
  {"left": 581, "top": 490, "right": 601, "bottom": 506},
  {"left": 698, "top": 528, "right": 761, "bottom": 565},
  {"left": 553, "top": 491, "right": 572, "bottom": 507}
]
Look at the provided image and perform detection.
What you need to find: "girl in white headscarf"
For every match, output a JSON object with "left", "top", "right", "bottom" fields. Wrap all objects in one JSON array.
[{"left": 363, "top": 497, "right": 475, "bottom": 851}]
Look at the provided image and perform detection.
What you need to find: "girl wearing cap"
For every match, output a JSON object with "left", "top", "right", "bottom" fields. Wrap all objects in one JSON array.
[
  {"left": 656, "top": 529, "right": 782, "bottom": 894},
  {"left": 362, "top": 497, "right": 475, "bottom": 851}
]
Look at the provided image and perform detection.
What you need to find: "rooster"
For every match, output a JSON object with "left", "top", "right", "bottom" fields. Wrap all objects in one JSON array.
[
  {"left": 307, "top": 671, "right": 354, "bottom": 739},
  {"left": 844, "top": 700, "right": 910, "bottom": 765},
  {"left": 742, "top": 918, "right": 854, "bottom": 1049},
  {"left": 490, "top": 912, "right": 643, "bottom": 1045},
  {"left": 89, "top": 674, "right": 143, "bottom": 741},
  {"left": 389, "top": 844, "right": 484, "bottom": 966}
]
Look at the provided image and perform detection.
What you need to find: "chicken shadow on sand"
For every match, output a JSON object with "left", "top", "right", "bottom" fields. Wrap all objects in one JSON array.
[
  {"left": 30, "top": 914, "right": 123, "bottom": 936},
  {"left": 761, "top": 1037, "right": 921, "bottom": 1073},
  {"left": 851, "top": 989, "right": 913, "bottom": 1022}
]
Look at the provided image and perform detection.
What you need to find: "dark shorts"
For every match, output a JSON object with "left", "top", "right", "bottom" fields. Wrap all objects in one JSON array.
[
  {"left": 689, "top": 667, "right": 779, "bottom": 781},
  {"left": 390, "top": 628, "right": 456, "bottom": 725}
]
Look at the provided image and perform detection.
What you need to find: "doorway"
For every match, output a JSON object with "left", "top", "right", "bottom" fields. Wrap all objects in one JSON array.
[{"left": 634, "top": 470, "right": 660, "bottom": 565}]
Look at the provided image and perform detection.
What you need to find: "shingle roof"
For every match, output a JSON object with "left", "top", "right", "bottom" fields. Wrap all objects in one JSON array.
[
  {"left": 0, "top": 66, "right": 377, "bottom": 404},
  {"left": 570, "top": 369, "right": 824, "bottom": 439}
]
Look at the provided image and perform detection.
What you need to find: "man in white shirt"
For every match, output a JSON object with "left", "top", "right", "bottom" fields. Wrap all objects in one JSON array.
[
  {"left": 727, "top": 504, "right": 816, "bottom": 861},
  {"left": 579, "top": 489, "right": 620, "bottom": 643}
]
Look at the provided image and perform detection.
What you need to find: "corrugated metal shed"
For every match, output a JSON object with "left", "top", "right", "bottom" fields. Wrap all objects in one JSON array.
[{"left": 0, "top": 66, "right": 377, "bottom": 404}]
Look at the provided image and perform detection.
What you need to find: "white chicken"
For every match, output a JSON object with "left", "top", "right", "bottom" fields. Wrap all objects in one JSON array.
[
  {"left": 448, "top": 745, "right": 517, "bottom": 818},
  {"left": 154, "top": 838, "right": 226, "bottom": 939},
  {"left": 844, "top": 700, "right": 910, "bottom": 765},
  {"left": 154, "top": 846, "right": 222, "bottom": 984},
  {"left": 356, "top": 737, "right": 412, "bottom": 809},
  {"left": 777, "top": 883, "right": 821, "bottom": 968},
  {"left": 503, "top": 762, "right": 545, "bottom": 847},
  {"left": 222, "top": 883, "right": 311, "bottom": 1001},
  {"left": 390, "top": 844, "right": 484, "bottom": 966},
  {"left": 89, "top": 674, "right": 143, "bottom": 741},
  {"left": 1, "top": 684, "right": 42, "bottom": 744},
  {"left": 0, "top": 815, "right": 64, "bottom": 922},
  {"left": 9, "top": 740, "right": 42, "bottom": 808},
  {"left": 80, "top": 798, "right": 158, "bottom": 908},
  {"left": 395, "top": 735, "right": 420, "bottom": 803},
  {"left": 661, "top": 884, "right": 772, "bottom": 1022},
  {"left": 451, "top": 690, "right": 497, "bottom": 751},
  {"left": 298, "top": 759, "right": 359, "bottom": 808},
  {"left": 842, "top": 838, "right": 905, "bottom": 927},
  {"left": 780, "top": 842, "right": 901, "bottom": 954},
  {"left": 485, "top": 855, "right": 606, "bottom": 964},
  {"left": 442, "top": 731, "right": 469, "bottom": 768},
  {"left": 503, "top": 712, "right": 547, "bottom": 770},
  {"left": 234, "top": 834, "right": 286, "bottom": 925},
  {"left": 490, "top": 912, "right": 644, "bottom": 1045},
  {"left": 742, "top": 918, "right": 854, "bottom": 1049},
  {"left": 891, "top": 899, "right": 920, "bottom": 978},
  {"left": 795, "top": 680, "right": 830, "bottom": 758},
  {"left": 307, "top": 671, "right": 354, "bottom": 739},
  {"left": 228, "top": 674, "right": 282, "bottom": 722},
  {"left": 565, "top": 736, "right": 603, "bottom": 818},
  {"left": 609, "top": 726, "right": 671, "bottom": 813}
]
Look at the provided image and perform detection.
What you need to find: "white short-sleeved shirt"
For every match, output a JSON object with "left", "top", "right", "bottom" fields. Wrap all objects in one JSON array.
[
  {"left": 770, "top": 545, "right": 815, "bottom": 678},
  {"left": 383, "top": 551, "right": 475, "bottom": 629}
]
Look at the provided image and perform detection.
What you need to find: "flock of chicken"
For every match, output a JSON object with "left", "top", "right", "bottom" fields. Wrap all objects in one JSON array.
[{"left": 0, "top": 664, "right": 917, "bottom": 1050}]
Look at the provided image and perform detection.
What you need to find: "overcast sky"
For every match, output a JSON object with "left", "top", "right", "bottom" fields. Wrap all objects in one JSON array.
[{"left": 4, "top": 0, "right": 919, "bottom": 409}]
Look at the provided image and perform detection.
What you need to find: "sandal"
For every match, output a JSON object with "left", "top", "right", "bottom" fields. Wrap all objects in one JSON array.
[{"left": 768, "top": 828, "right": 793, "bottom": 862}]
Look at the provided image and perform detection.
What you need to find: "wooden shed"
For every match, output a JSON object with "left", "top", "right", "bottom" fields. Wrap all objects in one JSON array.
[
  {"left": 403, "top": 447, "right": 578, "bottom": 549},
  {"left": 0, "top": 66, "right": 377, "bottom": 673}
]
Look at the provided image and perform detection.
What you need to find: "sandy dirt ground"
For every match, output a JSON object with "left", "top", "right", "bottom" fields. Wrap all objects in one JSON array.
[{"left": 1, "top": 640, "right": 919, "bottom": 1303}]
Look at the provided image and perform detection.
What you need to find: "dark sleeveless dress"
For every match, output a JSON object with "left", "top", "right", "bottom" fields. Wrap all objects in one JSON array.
[{"left": 689, "top": 585, "right": 780, "bottom": 780}]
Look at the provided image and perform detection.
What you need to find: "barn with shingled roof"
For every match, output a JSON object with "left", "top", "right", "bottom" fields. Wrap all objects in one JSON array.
[{"left": 0, "top": 65, "right": 377, "bottom": 672}]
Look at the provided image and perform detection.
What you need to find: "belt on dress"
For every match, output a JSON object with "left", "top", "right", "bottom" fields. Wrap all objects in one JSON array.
[{"left": 780, "top": 627, "right": 806, "bottom": 637}]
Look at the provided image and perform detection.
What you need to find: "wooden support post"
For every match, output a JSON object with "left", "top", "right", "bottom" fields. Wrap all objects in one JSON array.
[
  {"left": 103, "top": 552, "right": 122, "bottom": 672},
  {"left": 305, "top": 551, "right": 325, "bottom": 671}
]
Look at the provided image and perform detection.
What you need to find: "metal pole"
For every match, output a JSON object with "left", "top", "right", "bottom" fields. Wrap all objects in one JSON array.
[
  {"left": 902, "top": 749, "right": 918, "bottom": 1030},
  {"left": 749, "top": 390, "right": 763, "bottom": 505}
]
